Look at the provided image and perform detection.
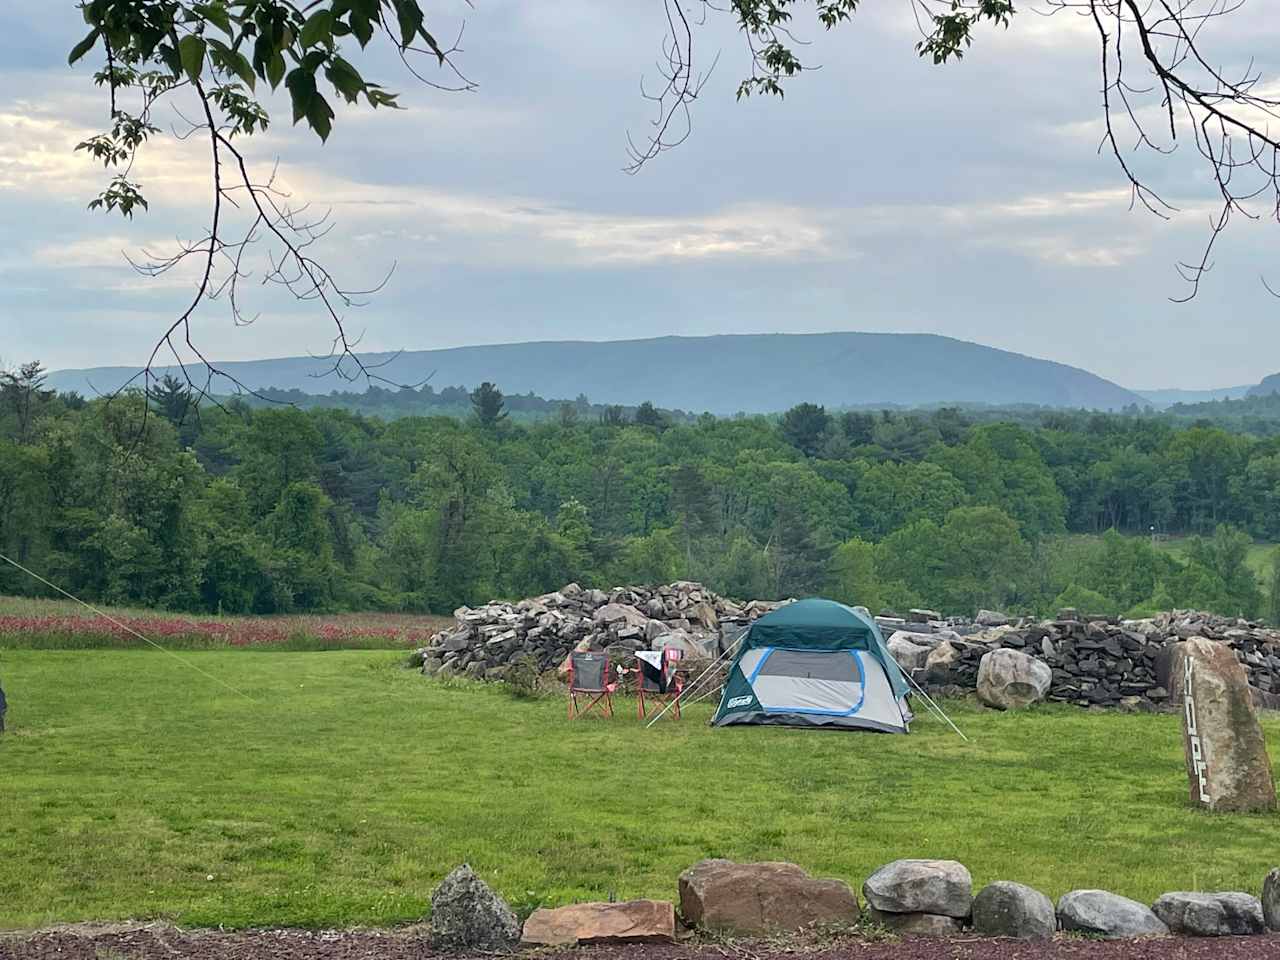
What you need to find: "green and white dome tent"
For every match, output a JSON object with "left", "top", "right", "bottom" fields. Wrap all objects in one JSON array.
[{"left": 711, "top": 598, "right": 915, "bottom": 733}]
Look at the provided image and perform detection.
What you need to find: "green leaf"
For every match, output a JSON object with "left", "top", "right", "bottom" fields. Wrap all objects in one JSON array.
[
  {"left": 306, "top": 92, "right": 334, "bottom": 142},
  {"left": 349, "top": 12, "right": 374, "bottom": 47},
  {"left": 228, "top": 49, "right": 256, "bottom": 90},
  {"left": 266, "top": 51, "right": 286, "bottom": 90},
  {"left": 286, "top": 67, "right": 318, "bottom": 125},
  {"left": 178, "top": 35, "right": 207, "bottom": 83},
  {"left": 300, "top": 10, "right": 333, "bottom": 49},
  {"left": 325, "top": 56, "right": 364, "bottom": 102},
  {"left": 68, "top": 27, "right": 100, "bottom": 66},
  {"left": 193, "top": 2, "right": 233, "bottom": 37},
  {"left": 392, "top": 0, "right": 423, "bottom": 47},
  {"left": 159, "top": 42, "right": 183, "bottom": 77},
  {"left": 209, "top": 38, "right": 256, "bottom": 90}
]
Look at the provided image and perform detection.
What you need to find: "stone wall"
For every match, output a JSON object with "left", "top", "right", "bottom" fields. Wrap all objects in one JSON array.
[
  {"left": 412, "top": 581, "right": 778, "bottom": 682},
  {"left": 898, "top": 610, "right": 1280, "bottom": 711},
  {"left": 414, "top": 586, "right": 1280, "bottom": 712}
]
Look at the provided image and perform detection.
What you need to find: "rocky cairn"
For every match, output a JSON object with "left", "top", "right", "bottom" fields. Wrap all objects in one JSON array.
[{"left": 413, "top": 581, "right": 779, "bottom": 683}]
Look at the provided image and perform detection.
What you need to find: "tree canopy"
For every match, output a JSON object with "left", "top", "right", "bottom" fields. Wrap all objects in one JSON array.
[{"left": 2, "top": 369, "right": 1276, "bottom": 620}]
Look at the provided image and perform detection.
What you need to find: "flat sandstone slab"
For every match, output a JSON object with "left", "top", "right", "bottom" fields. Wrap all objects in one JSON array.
[{"left": 521, "top": 899, "right": 675, "bottom": 946}]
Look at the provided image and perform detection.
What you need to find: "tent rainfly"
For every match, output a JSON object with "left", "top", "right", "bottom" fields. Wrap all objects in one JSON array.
[{"left": 711, "top": 598, "right": 913, "bottom": 733}]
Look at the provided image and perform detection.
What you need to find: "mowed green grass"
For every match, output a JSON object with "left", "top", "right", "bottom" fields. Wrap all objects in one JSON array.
[{"left": 2, "top": 650, "right": 1280, "bottom": 931}]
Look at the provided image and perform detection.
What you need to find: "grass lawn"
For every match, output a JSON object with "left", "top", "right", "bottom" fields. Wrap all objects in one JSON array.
[{"left": 2, "top": 649, "right": 1280, "bottom": 931}]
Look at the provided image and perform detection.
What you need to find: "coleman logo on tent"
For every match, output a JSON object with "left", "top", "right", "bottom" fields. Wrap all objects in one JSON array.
[
  {"left": 1184, "top": 656, "right": 1209, "bottom": 804},
  {"left": 726, "top": 695, "right": 753, "bottom": 708}
]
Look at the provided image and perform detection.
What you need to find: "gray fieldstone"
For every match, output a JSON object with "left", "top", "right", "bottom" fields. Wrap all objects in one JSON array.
[
  {"left": 1057, "top": 889, "right": 1168, "bottom": 939},
  {"left": 429, "top": 864, "right": 520, "bottom": 951},
  {"left": 1151, "top": 891, "right": 1264, "bottom": 936},
  {"left": 971, "top": 881, "right": 1056, "bottom": 939},
  {"left": 867, "top": 908, "right": 962, "bottom": 937},
  {"left": 1264, "top": 868, "right": 1280, "bottom": 931},
  {"left": 1171, "top": 637, "right": 1277, "bottom": 813},
  {"left": 862, "top": 859, "right": 972, "bottom": 919}
]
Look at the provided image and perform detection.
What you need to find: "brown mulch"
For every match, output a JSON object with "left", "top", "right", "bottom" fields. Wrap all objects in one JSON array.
[{"left": 4, "top": 926, "right": 1280, "bottom": 960}]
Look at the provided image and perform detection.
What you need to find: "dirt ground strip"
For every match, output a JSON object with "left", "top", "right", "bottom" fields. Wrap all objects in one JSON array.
[{"left": 5, "top": 926, "right": 1280, "bottom": 960}]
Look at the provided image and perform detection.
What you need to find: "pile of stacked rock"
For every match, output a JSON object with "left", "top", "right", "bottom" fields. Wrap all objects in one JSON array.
[
  {"left": 882, "top": 608, "right": 1280, "bottom": 711},
  {"left": 411, "top": 581, "right": 781, "bottom": 682}
]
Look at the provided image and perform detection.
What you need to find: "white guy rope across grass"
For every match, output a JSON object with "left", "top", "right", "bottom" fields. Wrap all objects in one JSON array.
[{"left": 0, "top": 551, "right": 260, "bottom": 705}]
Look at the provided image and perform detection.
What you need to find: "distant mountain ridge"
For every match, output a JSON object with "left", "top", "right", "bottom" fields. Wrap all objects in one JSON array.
[
  {"left": 1248, "top": 373, "right": 1280, "bottom": 398},
  {"left": 1136, "top": 385, "right": 1254, "bottom": 408},
  {"left": 48, "top": 332, "right": 1146, "bottom": 413}
]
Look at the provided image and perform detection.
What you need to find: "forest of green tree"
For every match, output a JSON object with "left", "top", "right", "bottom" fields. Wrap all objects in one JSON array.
[{"left": 2, "top": 363, "right": 1279, "bottom": 622}]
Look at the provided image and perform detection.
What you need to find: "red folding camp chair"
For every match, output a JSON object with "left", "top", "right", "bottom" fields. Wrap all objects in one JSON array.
[
  {"left": 568, "top": 651, "right": 618, "bottom": 719},
  {"left": 636, "top": 647, "right": 684, "bottom": 720}
]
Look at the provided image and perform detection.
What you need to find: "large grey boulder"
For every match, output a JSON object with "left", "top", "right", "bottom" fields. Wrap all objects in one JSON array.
[
  {"left": 888, "top": 633, "right": 935, "bottom": 672},
  {"left": 977, "top": 649, "right": 1052, "bottom": 710},
  {"left": 975, "top": 609, "right": 1011, "bottom": 627},
  {"left": 429, "top": 864, "right": 521, "bottom": 951},
  {"left": 1171, "top": 637, "right": 1277, "bottom": 813},
  {"left": 1151, "top": 892, "right": 1264, "bottom": 936},
  {"left": 678, "top": 859, "right": 861, "bottom": 935},
  {"left": 862, "top": 859, "right": 972, "bottom": 918},
  {"left": 1265, "top": 869, "right": 1280, "bottom": 931},
  {"left": 1057, "top": 890, "right": 1168, "bottom": 939},
  {"left": 971, "top": 881, "right": 1056, "bottom": 939}
]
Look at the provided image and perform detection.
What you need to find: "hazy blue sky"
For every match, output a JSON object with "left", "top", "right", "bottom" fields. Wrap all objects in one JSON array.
[{"left": 2, "top": 2, "right": 1278, "bottom": 388}]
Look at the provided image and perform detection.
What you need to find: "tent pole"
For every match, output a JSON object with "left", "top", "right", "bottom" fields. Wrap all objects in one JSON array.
[
  {"left": 902, "top": 669, "right": 969, "bottom": 741},
  {"left": 644, "top": 639, "right": 740, "bottom": 729}
]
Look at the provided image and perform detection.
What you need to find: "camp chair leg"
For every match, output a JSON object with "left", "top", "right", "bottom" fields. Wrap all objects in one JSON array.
[{"left": 570, "top": 689, "right": 615, "bottom": 719}]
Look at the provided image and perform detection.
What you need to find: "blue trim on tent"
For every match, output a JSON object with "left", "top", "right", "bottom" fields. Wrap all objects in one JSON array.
[
  {"left": 746, "top": 647, "right": 774, "bottom": 684},
  {"left": 751, "top": 650, "right": 869, "bottom": 718}
]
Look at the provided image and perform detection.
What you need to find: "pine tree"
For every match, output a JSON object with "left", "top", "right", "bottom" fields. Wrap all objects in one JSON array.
[{"left": 469, "top": 382, "right": 508, "bottom": 428}]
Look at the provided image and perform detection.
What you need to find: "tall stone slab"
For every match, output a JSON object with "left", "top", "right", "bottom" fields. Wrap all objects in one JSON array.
[{"left": 1170, "top": 637, "right": 1277, "bottom": 813}]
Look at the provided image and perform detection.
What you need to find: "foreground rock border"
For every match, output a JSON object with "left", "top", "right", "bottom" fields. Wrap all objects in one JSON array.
[{"left": 424, "top": 857, "right": 1280, "bottom": 951}]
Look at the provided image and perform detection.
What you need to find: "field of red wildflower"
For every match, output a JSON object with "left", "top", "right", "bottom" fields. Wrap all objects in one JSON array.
[{"left": 0, "top": 595, "right": 453, "bottom": 650}]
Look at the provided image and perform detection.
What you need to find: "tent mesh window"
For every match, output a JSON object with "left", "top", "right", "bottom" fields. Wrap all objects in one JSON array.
[{"left": 753, "top": 649, "right": 861, "bottom": 683}]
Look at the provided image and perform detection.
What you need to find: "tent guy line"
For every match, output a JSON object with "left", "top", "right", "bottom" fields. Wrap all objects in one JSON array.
[
  {"left": 0, "top": 551, "right": 260, "bottom": 705},
  {"left": 644, "top": 643, "right": 738, "bottom": 729}
]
